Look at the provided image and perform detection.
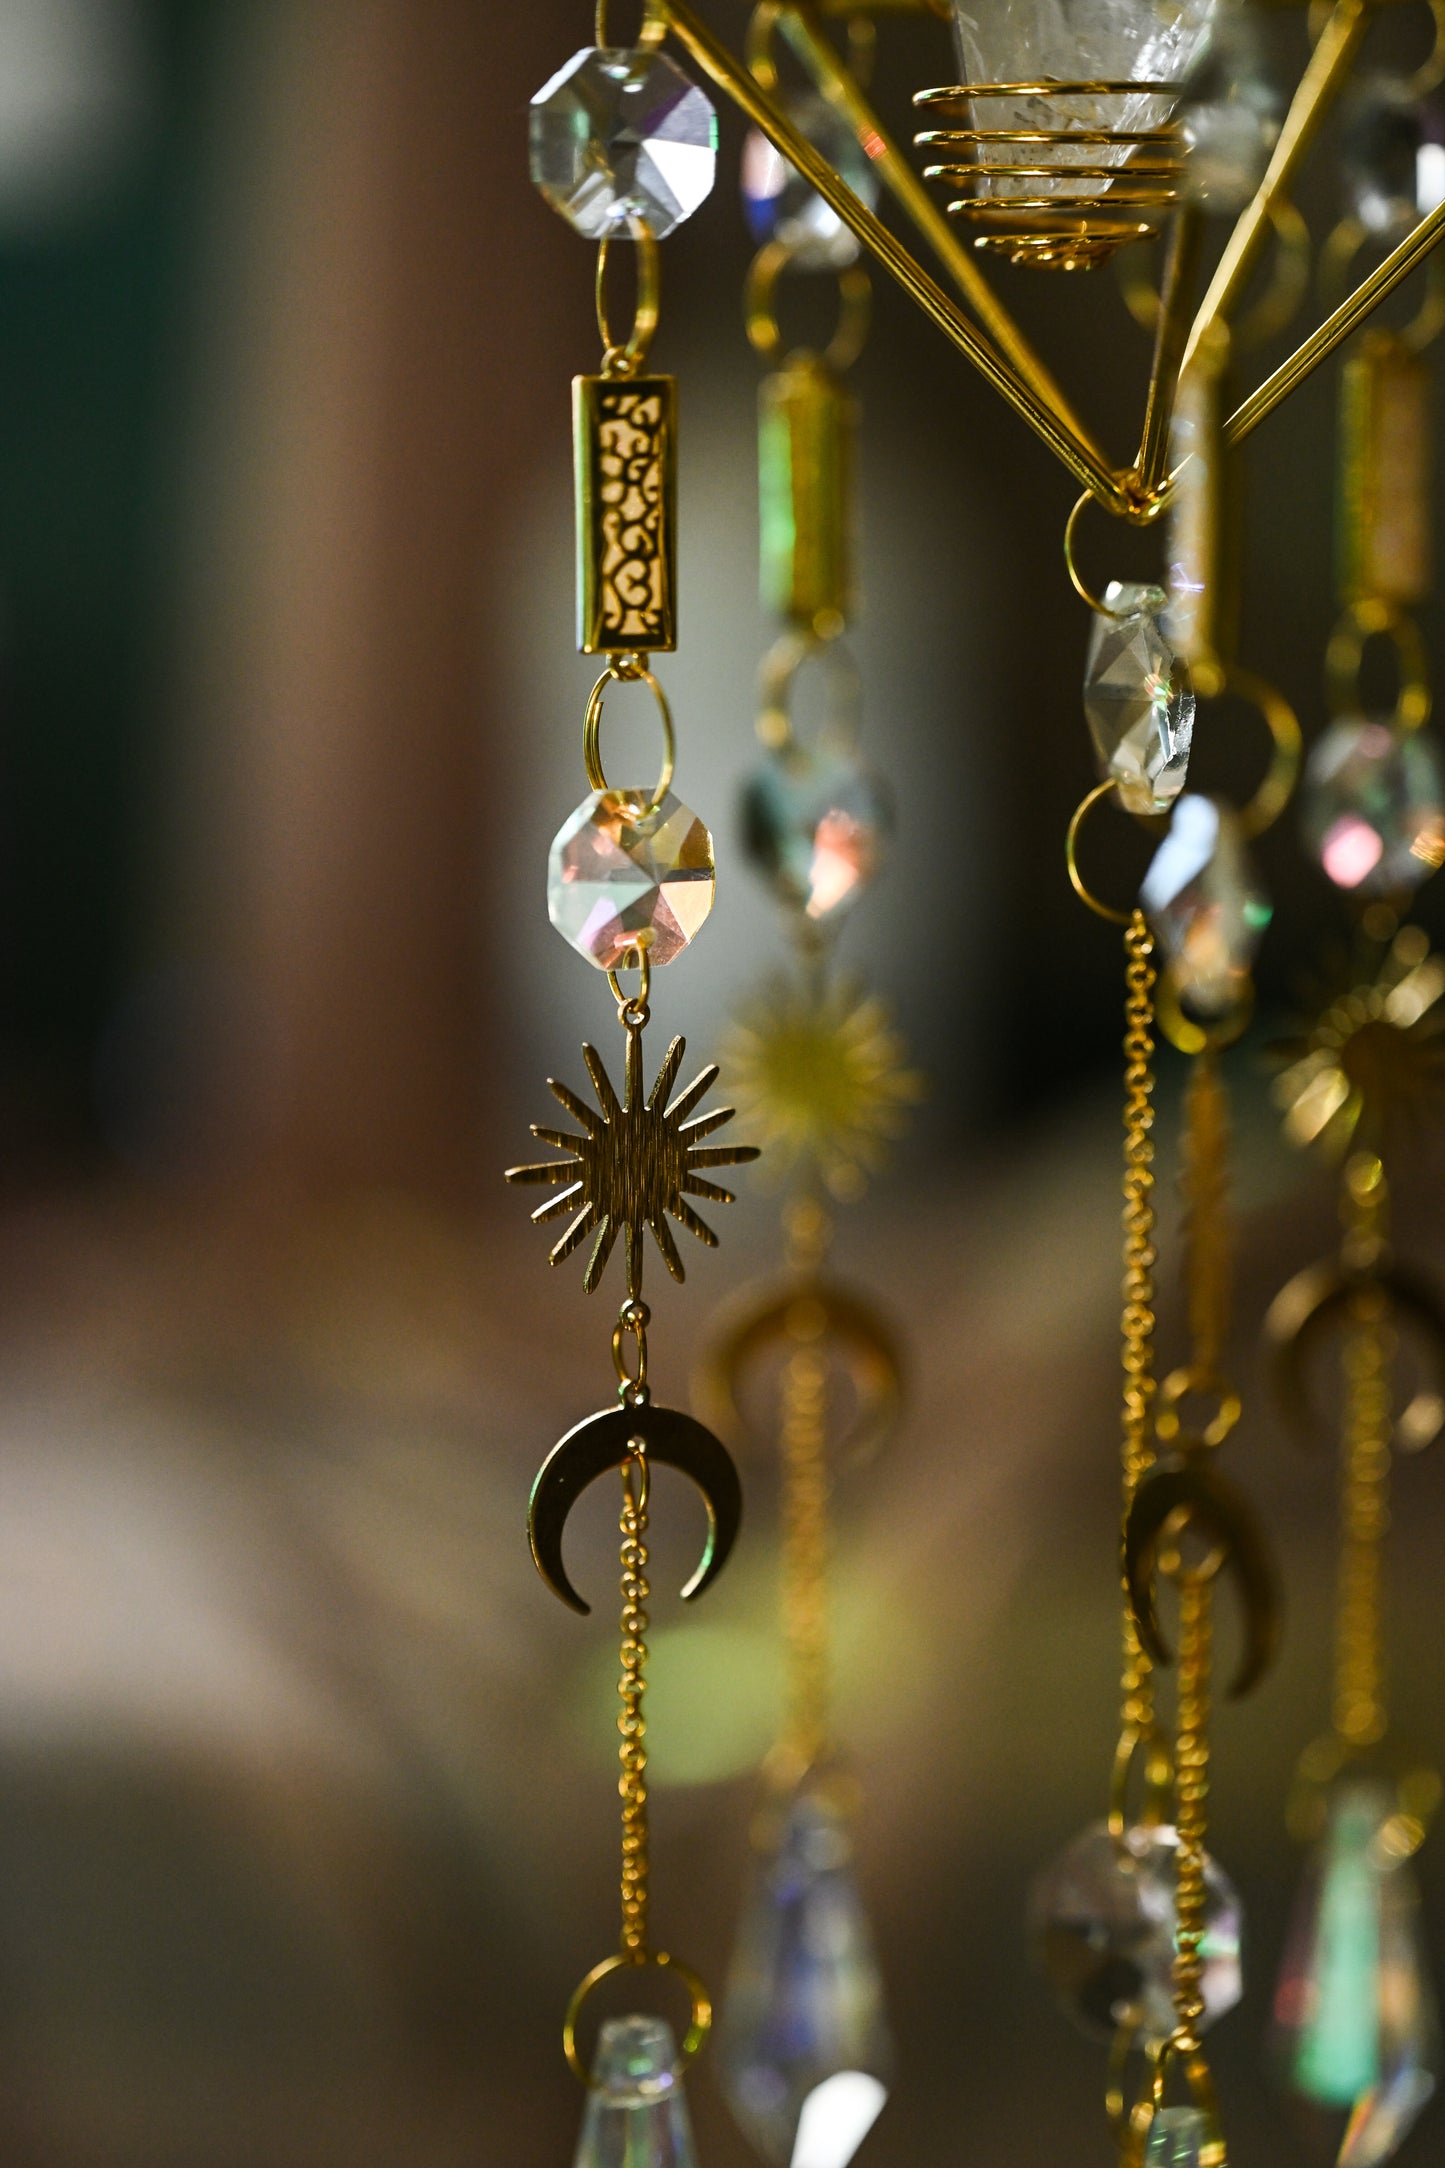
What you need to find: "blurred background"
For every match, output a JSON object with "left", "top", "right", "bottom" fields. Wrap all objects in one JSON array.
[{"left": 0, "top": 1, "right": 1441, "bottom": 2163}]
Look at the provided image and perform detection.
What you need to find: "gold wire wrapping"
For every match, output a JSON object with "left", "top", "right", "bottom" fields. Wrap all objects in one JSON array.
[
  {"left": 619, "top": 1446, "right": 652, "bottom": 1959},
  {"left": 1120, "top": 913, "right": 1158, "bottom": 1739}
]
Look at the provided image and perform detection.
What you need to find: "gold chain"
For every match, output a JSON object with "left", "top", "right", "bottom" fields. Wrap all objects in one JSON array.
[
  {"left": 1172, "top": 1567, "right": 1213, "bottom": 2046},
  {"left": 1181, "top": 1052, "right": 1231, "bottom": 1388},
  {"left": 781, "top": 1325, "right": 830, "bottom": 1770},
  {"left": 1334, "top": 1276, "right": 1393, "bottom": 1750},
  {"left": 1120, "top": 911, "right": 1158, "bottom": 1732},
  {"left": 619, "top": 1448, "right": 651, "bottom": 1959}
]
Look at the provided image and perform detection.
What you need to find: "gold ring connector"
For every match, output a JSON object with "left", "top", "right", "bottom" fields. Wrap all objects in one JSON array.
[{"left": 563, "top": 1949, "right": 712, "bottom": 2087}]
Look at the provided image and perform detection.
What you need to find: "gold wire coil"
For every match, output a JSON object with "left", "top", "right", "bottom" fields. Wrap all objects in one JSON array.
[
  {"left": 912, "top": 79, "right": 1182, "bottom": 268},
  {"left": 584, "top": 657, "right": 676, "bottom": 816},
  {"left": 596, "top": 222, "right": 661, "bottom": 377},
  {"left": 1326, "top": 597, "right": 1433, "bottom": 731},
  {"left": 563, "top": 1949, "right": 712, "bottom": 2085},
  {"left": 745, "top": 239, "right": 873, "bottom": 372}
]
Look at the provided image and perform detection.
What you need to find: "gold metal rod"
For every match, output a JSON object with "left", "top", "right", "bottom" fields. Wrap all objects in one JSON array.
[
  {"left": 655, "top": 0, "right": 1133, "bottom": 510},
  {"left": 1134, "top": 206, "right": 1201, "bottom": 499},
  {"left": 778, "top": 4, "right": 1107, "bottom": 463},
  {"left": 1182, "top": 0, "right": 1370, "bottom": 372},
  {"left": 1226, "top": 196, "right": 1445, "bottom": 450}
]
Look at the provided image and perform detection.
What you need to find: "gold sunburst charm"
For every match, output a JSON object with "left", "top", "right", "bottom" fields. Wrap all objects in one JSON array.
[
  {"left": 724, "top": 977, "right": 924, "bottom": 1202},
  {"left": 1272, "top": 925, "right": 1445, "bottom": 1158},
  {"left": 506, "top": 1031, "right": 759, "bottom": 1298}
]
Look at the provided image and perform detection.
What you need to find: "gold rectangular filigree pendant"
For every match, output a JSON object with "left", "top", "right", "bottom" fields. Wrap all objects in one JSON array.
[{"left": 574, "top": 374, "right": 677, "bottom": 655}]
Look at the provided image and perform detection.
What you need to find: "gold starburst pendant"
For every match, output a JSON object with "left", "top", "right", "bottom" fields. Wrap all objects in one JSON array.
[
  {"left": 1272, "top": 924, "right": 1445, "bottom": 1158},
  {"left": 725, "top": 977, "right": 924, "bottom": 1202},
  {"left": 506, "top": 1032, "right": 759, "bottom": 1298}
]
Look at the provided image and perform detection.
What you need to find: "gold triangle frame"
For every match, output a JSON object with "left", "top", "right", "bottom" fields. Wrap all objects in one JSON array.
[{"left": 655, "top": 0, "right": 1445, "bottom": 523}]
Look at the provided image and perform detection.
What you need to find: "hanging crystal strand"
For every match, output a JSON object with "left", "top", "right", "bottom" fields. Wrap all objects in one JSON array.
[{"left": 1268, "top": 1158, "right": 1441, "bottom": 2168}]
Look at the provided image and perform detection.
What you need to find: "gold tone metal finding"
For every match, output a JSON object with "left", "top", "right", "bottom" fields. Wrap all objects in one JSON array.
[
  {"left": 583, "top": 658, "right": 677, "bottom": 813},
  {"left": 563, "top": 1949, "right": 712, "bottom": 2085},
  {"left": 745, "top": 241, "right": 872, "bottom": 373},
  {"left": 1189, "top": 662, "right": 1301, "bottom": 840},
  {"left": 758, "top": 358, "right": 857, "bottom": 634},
  {"left": 1066, "top": 781, "right": 1156, "bottom": 926},
  {"left": 1064, "top": 492, "right": 1144, "bottom": 620},
  {"left": 1325, "top": 599, "right": 1432, "bottom": 733},
  {"left": 1118, "top": 913, "right": 1159, "bottom": 1745},
  {"left": 505, "top": 1030, "right": 758, "bottom": 1297},
  {"left": 618, "top": 1446, "right": 651, "bottom": 1956},
  {"left": 1338, "top": 332, "right": 1433, "bottom": 613},
  {"left": 595, "top": 225, "right": 662, "bottom": 376},
  {"left": 1155, "top": 971, "right": 1255, "bottom": 1059}
]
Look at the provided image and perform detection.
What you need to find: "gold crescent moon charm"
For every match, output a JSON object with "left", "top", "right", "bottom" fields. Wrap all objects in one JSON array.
[
  {"left": 1123, "top": 1461, "right": 1279, "bottom": 1698},
  {"left": 693, "top": 1278, "right": 902, "bottom": 1465},
  {"left": 528, "top": 1403, "right": 743, "bottom": 1616},
  {"left": 1264, "top": 1261, "right": 1445, "bottom": 1455}
]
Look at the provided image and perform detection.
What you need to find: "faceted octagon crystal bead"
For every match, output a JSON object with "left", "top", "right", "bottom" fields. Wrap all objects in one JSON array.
[
  {"left": 529, "top": 48, "right": 717, "bottom": 240},
  {"left": 1084, "top": 581, "right": 1195, "bottom": 815},
  {"left": 1141, "top": 794, "right": 1271, "bottom": 1016},
  {"left": 548, "top": 788, "right": 715, "bottom": 969},
  {"left": 741, "top": 747, "right": 891, "bottom": 925},
  {"left": 1301, "top": 717, "right": 1445, "bottom": 897},
  {"left": 740, "top": 92, "right": 881, "bottom": 270},
  {"left": 1029, "top": 1820, "right": 1243, "bottom": 2046}
]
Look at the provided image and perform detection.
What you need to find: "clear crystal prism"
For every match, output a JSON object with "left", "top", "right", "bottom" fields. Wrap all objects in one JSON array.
[
  {"left": 1084, "top": 581, "right": 1195, "bottom": 815},
  {"left": 1029, "top": 1819, "right": 1242, "bottom": 2045},
  {"left": 1141, "top": 794, "right": 1272, "bottom": 1016},
  {"left": 548, "top": 788, "right": 715, "bottom": 969},
  {"left": 1301, "top": 718, "right": 1445, "bottom": 896},
  {"left": 575, "top": 2016, "right": 698, "bottom": 2168},
  {"left": 530, "top": 48, "right": 717, "bottom": 240},
  {"left": 718, "top": 1778, "right": 893, "bottom": 2167},
  {"left": 1145, "top": 2104, "right": 1219, "bottom": 2168},
  {"left": 1272, "top": 1775, "right": 1439, "bottom": 2168},
  {"left": 741, "top": 92, "right": 879, "bottom": 271}
]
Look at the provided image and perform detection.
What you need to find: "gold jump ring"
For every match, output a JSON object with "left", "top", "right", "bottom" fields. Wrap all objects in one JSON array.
[
  {"left": 1064, "top": 490, "right": 1161, "bottom": 617},
  {"left": 563, "top": 1950, "right": 712, "bottom": 2086},
  {"left": 1066, "top": 781, "right": 1140, "bottom": 924},
  {"left": 745, "top": 240, "right": 872, "bottom": 373},
  {"left": 584, "top": 660, "right": 676, "bottom": 816},
  {"left": 1326, "top": 598, "right": 1432, "bottom": 732},
  {"left": 595, "top": 1, "right": 666, "bottom": 51},
  {"left": 1191, "top": 660, "right": 1301, "bottom": 838},
  {"left": 1154, "top": 965, "right": 1255, "bottom": 1056},
  {"left": 607, "top": 947, "right": 653, "bottom": 1026},
  {"left": 596, "top": 221, "right": 661, "bottom": 377}
]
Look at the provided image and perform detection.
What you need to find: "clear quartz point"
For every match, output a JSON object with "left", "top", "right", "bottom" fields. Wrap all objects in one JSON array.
[
  {"left": 717, "top": 1778, "right": 893, "bottom": 2168},
  {"left": 529, "top": 48, "right": 717, "bottom": 239},
  {"left": 1145, "top": 2105, "right": 1217, "bottom": 2168},
  {"left": 1140, "top": 794, "right": 1271, "bottom": 1016},
  {"left": 1341, "top": 77, "right": 1445, "bottom": 238},
  {"left": 945, "top": 0, "right": 1216, "bottom": 204},
  {"left": 1301, "top": 717, "right": 1445, "bottom": 897},
  {"left": 575, "top": 2016, "right": 698, "bottom": 2168},
  {"left": 1029, "top": 1819, "right": 1243, "bottom": 2045},
  {"left": 1179, "top": 3, "right": 1280, "bottom": 211},
  {"left": 548, "top": 787, "right": 715, "bottom": 969},
  {"left": 740, "top": 92, "right": 880, "bottom": 271},
  {"left": 1272, "top": 1775, "right": 1439, "bottom": 2168},
  {"left": 1084, "top": 581, "right": 1195, "bottom": 815},
  {"left": 741, "top": 747, "right": 891, "bottom": 924}
]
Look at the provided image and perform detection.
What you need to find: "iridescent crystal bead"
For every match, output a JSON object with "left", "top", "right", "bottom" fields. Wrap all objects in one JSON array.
[
  {"left": 1029, "top": 1820, "right": 1243, "bottom": 2045},
  {"left": 1180, "top": 7, "right": 1280, "bottom": 212},
  {"left": 530, "top": 48, "right": 717, "bottom": 240},
  {"left": 742, "top": 747, "right": 890, "bottom": 924},
  {"left": 1272, "top": 1774, "right": 1439, "bottom": 2168},
  {"left": 1141, "top": 795, "right": 1271, "bottom": 1016},
  {"left": 1145, "top": 2105, "right": 1215, "bottom": 2168},
  {"left": 575, "top": 2016, "right": 698, "bottom": 2168},
  {"left": 1084, "top": 582, "right": 1195, "bottom": 815},
  {"left": 1340, "top": 76, "right": 1445, "bottom": 237},
  {"left": 1301, "top": 718, "right": 1445, "bottom": 897},
  {"left": 718, "top": 1778, "right": 893, "bottom": 2167},
  {"left": 740, "top": 92, "right": 880, "bottom": 271},
  {"left": 549, "top": 788, "right": 714, "bottom": 968}
]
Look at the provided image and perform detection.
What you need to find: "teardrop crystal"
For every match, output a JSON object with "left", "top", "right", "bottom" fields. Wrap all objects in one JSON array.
[
  {"left": 574, "top": 2015, "right": 698, "bottom": 2168},
  {"left": 1272, "top": 1774, "right": 1439, "bottom": 2168},
  {"left": 718, "top": 1778, "right": 893, "bottom": 2167},
  {"left": 1029, "top": 1819, "right": 1242, "bottom": 2045},
  {"left": 1140, "top": 794, "right": 1272, "bottom": 1015}
]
